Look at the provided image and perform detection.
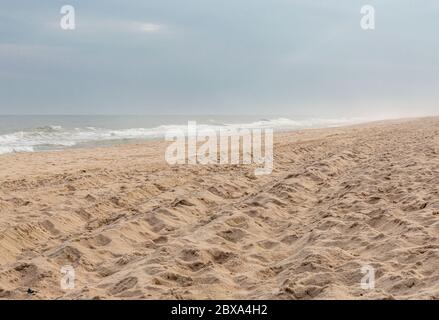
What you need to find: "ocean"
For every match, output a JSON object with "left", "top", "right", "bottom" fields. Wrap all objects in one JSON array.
[{"left": 0, "top": 115, "right": 367, "bottom": 155}]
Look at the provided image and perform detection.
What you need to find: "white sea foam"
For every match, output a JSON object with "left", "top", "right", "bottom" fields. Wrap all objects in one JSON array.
[
  {"left": 0, "top": 146, "right": 35, "bottom": 154},
  {"left": 0, "top": 117, "right": 366, "bottom": 155}
]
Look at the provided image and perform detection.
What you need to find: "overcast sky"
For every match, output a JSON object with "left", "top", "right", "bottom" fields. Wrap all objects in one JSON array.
[{"left": 1, "top": 0, "right": 438, "bottom": 117}]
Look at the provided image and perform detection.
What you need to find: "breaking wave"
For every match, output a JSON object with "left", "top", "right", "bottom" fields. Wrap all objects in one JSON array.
[{"left": 0, "top": 117, "right": 365, "bottom": 155}]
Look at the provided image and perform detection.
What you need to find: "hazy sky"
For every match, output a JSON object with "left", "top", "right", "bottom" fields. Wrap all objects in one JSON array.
[{"left": 1, "top": 0, "right": 438, "bottom": 117}]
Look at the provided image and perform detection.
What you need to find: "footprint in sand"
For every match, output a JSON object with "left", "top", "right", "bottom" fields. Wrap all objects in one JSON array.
[{"left": 109, "top": 277, "right": 138, "bottom": 295}]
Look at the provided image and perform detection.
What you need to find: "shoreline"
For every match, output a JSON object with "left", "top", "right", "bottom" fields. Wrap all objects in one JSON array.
[{"left": 0, "top": 116, "right": 433, "bottom": 159}]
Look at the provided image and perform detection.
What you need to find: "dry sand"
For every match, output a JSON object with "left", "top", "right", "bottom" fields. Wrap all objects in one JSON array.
[{"left": 1, "top": 117, "right": 439, "bottom": 300}]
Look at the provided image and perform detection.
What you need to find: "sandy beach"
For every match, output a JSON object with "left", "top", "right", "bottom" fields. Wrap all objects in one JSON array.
[{"left": 1, "top": 117, "right": 439, "bottom": 300}]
